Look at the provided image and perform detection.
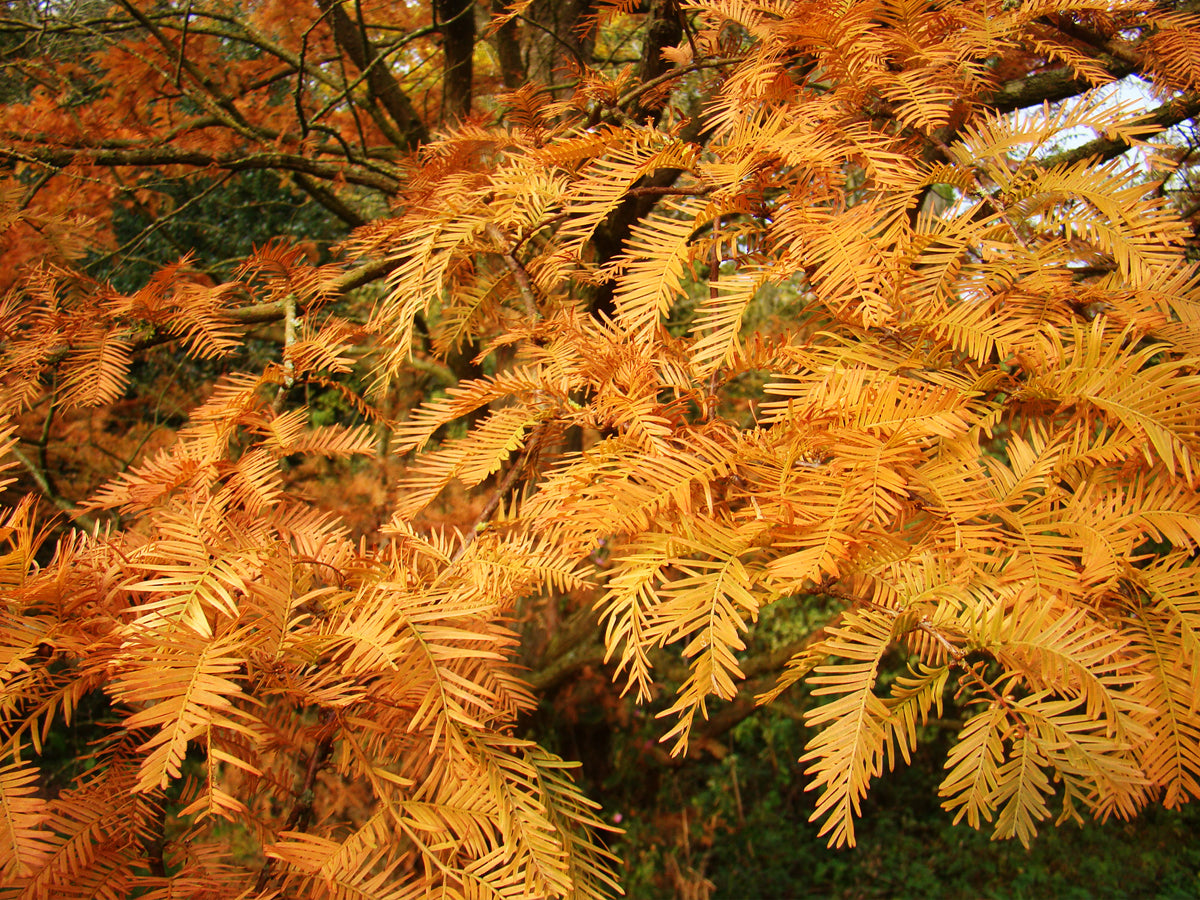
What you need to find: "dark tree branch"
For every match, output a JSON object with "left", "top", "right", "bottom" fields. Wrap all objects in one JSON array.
[
  {"left": 9, "top": 444, "right": 100, "bottom": 532},
  {"left": 253, "top": 719, "right": 336, "bottom": 894},
  {"left": 988, "top": 58, "right": 1137, "bottom": 114},
  {"left": 485, "top": 222, "right": 539, "bottom": 318},
  {"left": 85, "top": 172, "right": 235, "bottom": 276},
  {"left": 520, "top": 0, "right": 596, "bottom": 91},
  {"left": 317, "top": 0, "right": 429, "bottom": 150},
  {"left": 291, "top": 173, "right": 369, "bottom": 228},
  {"left": 0, "top": 145, "right": 400, "bottom": 192},
  {"left": 451, "top": 424, "right": 548, "bottom": 565},
  {"left": 590, "top": 106, "right": 712, "bottom": 316},
  {"left": 527, "top": 604, "right": 608, "bottom": 694},
  {"left": 437, "top": 0, "right": 476, "bottom": 120},
  {"left": 615, "top": 56, "right": 742, "bottom": 111},
  {"left": 326, "top": 255, "right": 406, "bottom": 296},
  {"left": 121, "top": 256, "right": 403, "bottom": 356},
  {"left": 490, "top": 0, "right": 525, "bottom": 89},
  {"left": 116, "top": 0, "right": 261, "bottom": 141},
  {"left": 627, "top": 184, "right": 713, "bottom": 197},
  {"left": 1048, "top": 16, "right": 1147, "bottom": 71},
  {"left": 632, "top": 0, "right": 684, "bottom": 120},
  {"left": 1044, "top": 92, "right": 1200, "bottom": 168}
]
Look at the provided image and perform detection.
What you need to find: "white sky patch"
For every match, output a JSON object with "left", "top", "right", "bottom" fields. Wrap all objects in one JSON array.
[{"left": 1042, "top": 77, "right": 1162, "bottom": 156}]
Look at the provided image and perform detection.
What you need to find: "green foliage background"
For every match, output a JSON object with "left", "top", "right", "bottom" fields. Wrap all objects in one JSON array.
[{"left": 603, "top": 709, "right": 1200, "bottom": 899}]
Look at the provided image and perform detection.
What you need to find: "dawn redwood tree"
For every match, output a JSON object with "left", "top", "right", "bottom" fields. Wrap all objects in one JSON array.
[{"left": 1, "top": 0, "right": 1200, "bottom": 896}]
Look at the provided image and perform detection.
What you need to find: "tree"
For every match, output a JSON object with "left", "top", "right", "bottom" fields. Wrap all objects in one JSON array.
[{"left": 1, "top": 0, "right": 1200, "bottom": 896}]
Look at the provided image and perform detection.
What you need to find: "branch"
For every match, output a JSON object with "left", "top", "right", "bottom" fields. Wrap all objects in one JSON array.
[
  {"left": 631, "top": 0, "right": 683, "bottom": 120},
  {"left": 485, "top": 222, "right": 539, "bottom": 319},
  {"left": 615, "top": 56, "right": 742, "bottom": 114},
  {"left": 988, "top": 59, "right": 1137, "bottom": 114},
  {"left": 326, "top": 254, "right": 405, "bottom": 295},
  {"left": 117, "top": 0, "right": 263, "bottom": 143},
  {"left": 316, "top": 0, "right": 429, "bottom": 150},
  {"left": 85, "top": 172, "right": 236, "bottom": 276},
  {"left": 591, "top": 97, "right": 715, "bottom": 315},
  {"left": 253, "top": 718, "right": 336, "bottom": 894},
  {"left": 681, "top": 626, "right": 839, "bottom": 753},
  {"left": 451, "top": 424, "right": 546, "bottom": 565},
  {"left": 120, "top": 255, "right": 401, "bottom": 356},
  {"left": 436, "top": 0, "right": 475, "bottom": 120},
  {"left": 1049, "top": 17, "right": 1147, "bottom": 72},
  {"left": 292, "top": 172, "right": 369, "bottom": 227},
  {"left": 1042, "top": 92, "right": 1200, "bottom": 168},
  {"left": 274, "top": 293, "right": 299, "bottom": 410},
  {"left": 0, "top": 145, "right": 400, "bottom": 192},
  {"left": 982, "top": 6, "right": 1171, "bottom": 115},
  {"left": 489, "top": 0, "right": 525, "bottom": 89},
  {"left": 626, "top": 184, "right": 714, "bottom": 198},
  {"left": 527, "top": 604, "right": 609, "bottom": 693},
  {"left": 8, "top": 444, "right": 100, "bottom": 532}
]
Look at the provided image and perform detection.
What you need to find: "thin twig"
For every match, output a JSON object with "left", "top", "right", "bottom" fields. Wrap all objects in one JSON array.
[
  {"left": 450, "top": 424, "right": 545, "bottom": 566},
  {"left": 8, "top": 445, "right": 100, "bottom": 532},
  {"left": 273, "top": 294, "right": 299, "bottom": 411},
  {"left": 173, "top": 0, "right": 193, "bottom": 87},
  {"left": 512, "top": 211, "right": 569, "bottom": 253},
  {"left": 18, "top": 169, "right": 53, "bottom": 211},
  {"left": 616, "top": 56, "right": 742, "bottom": 111},
  {"left": 484, "top": 222, "right": 539, "bottom": 320},
  {"left": 918, "top": 616, "right": 1014, "bottom": 713},
  {"left": 293, "top": 4, "right": 340, "bottom": 139},
  {"left": 86, "top": 172, "right": 234, "bottom": 275},
  {"left": 253, "top": 718, "right": 336, "bottom": 893}
]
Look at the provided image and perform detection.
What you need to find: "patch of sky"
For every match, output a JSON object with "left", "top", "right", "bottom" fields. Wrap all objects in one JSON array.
[
  {"left": 1033, "top": 77, "right": 1163, "bottom": 159},
  {"left": 929, "top": 78, "right": 1172, "bottom": 223}
]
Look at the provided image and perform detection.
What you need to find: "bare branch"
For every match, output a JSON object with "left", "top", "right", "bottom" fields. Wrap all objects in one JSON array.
[
  {"left": 0, "top": 145, "right": 400, "bottom": 192},
  {"left": 1043, "top": 93, "right": 1200, "bottom": 168}
]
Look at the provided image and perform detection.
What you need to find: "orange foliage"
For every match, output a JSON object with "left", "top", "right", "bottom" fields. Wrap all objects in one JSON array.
[{"left": 1, "top": 2, "right": 1200, "bottom": 897}]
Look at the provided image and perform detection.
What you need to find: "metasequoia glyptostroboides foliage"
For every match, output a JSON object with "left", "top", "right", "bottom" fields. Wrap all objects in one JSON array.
[{"left": 2, "top": 0, "right": 1200, "bottom": 897}]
